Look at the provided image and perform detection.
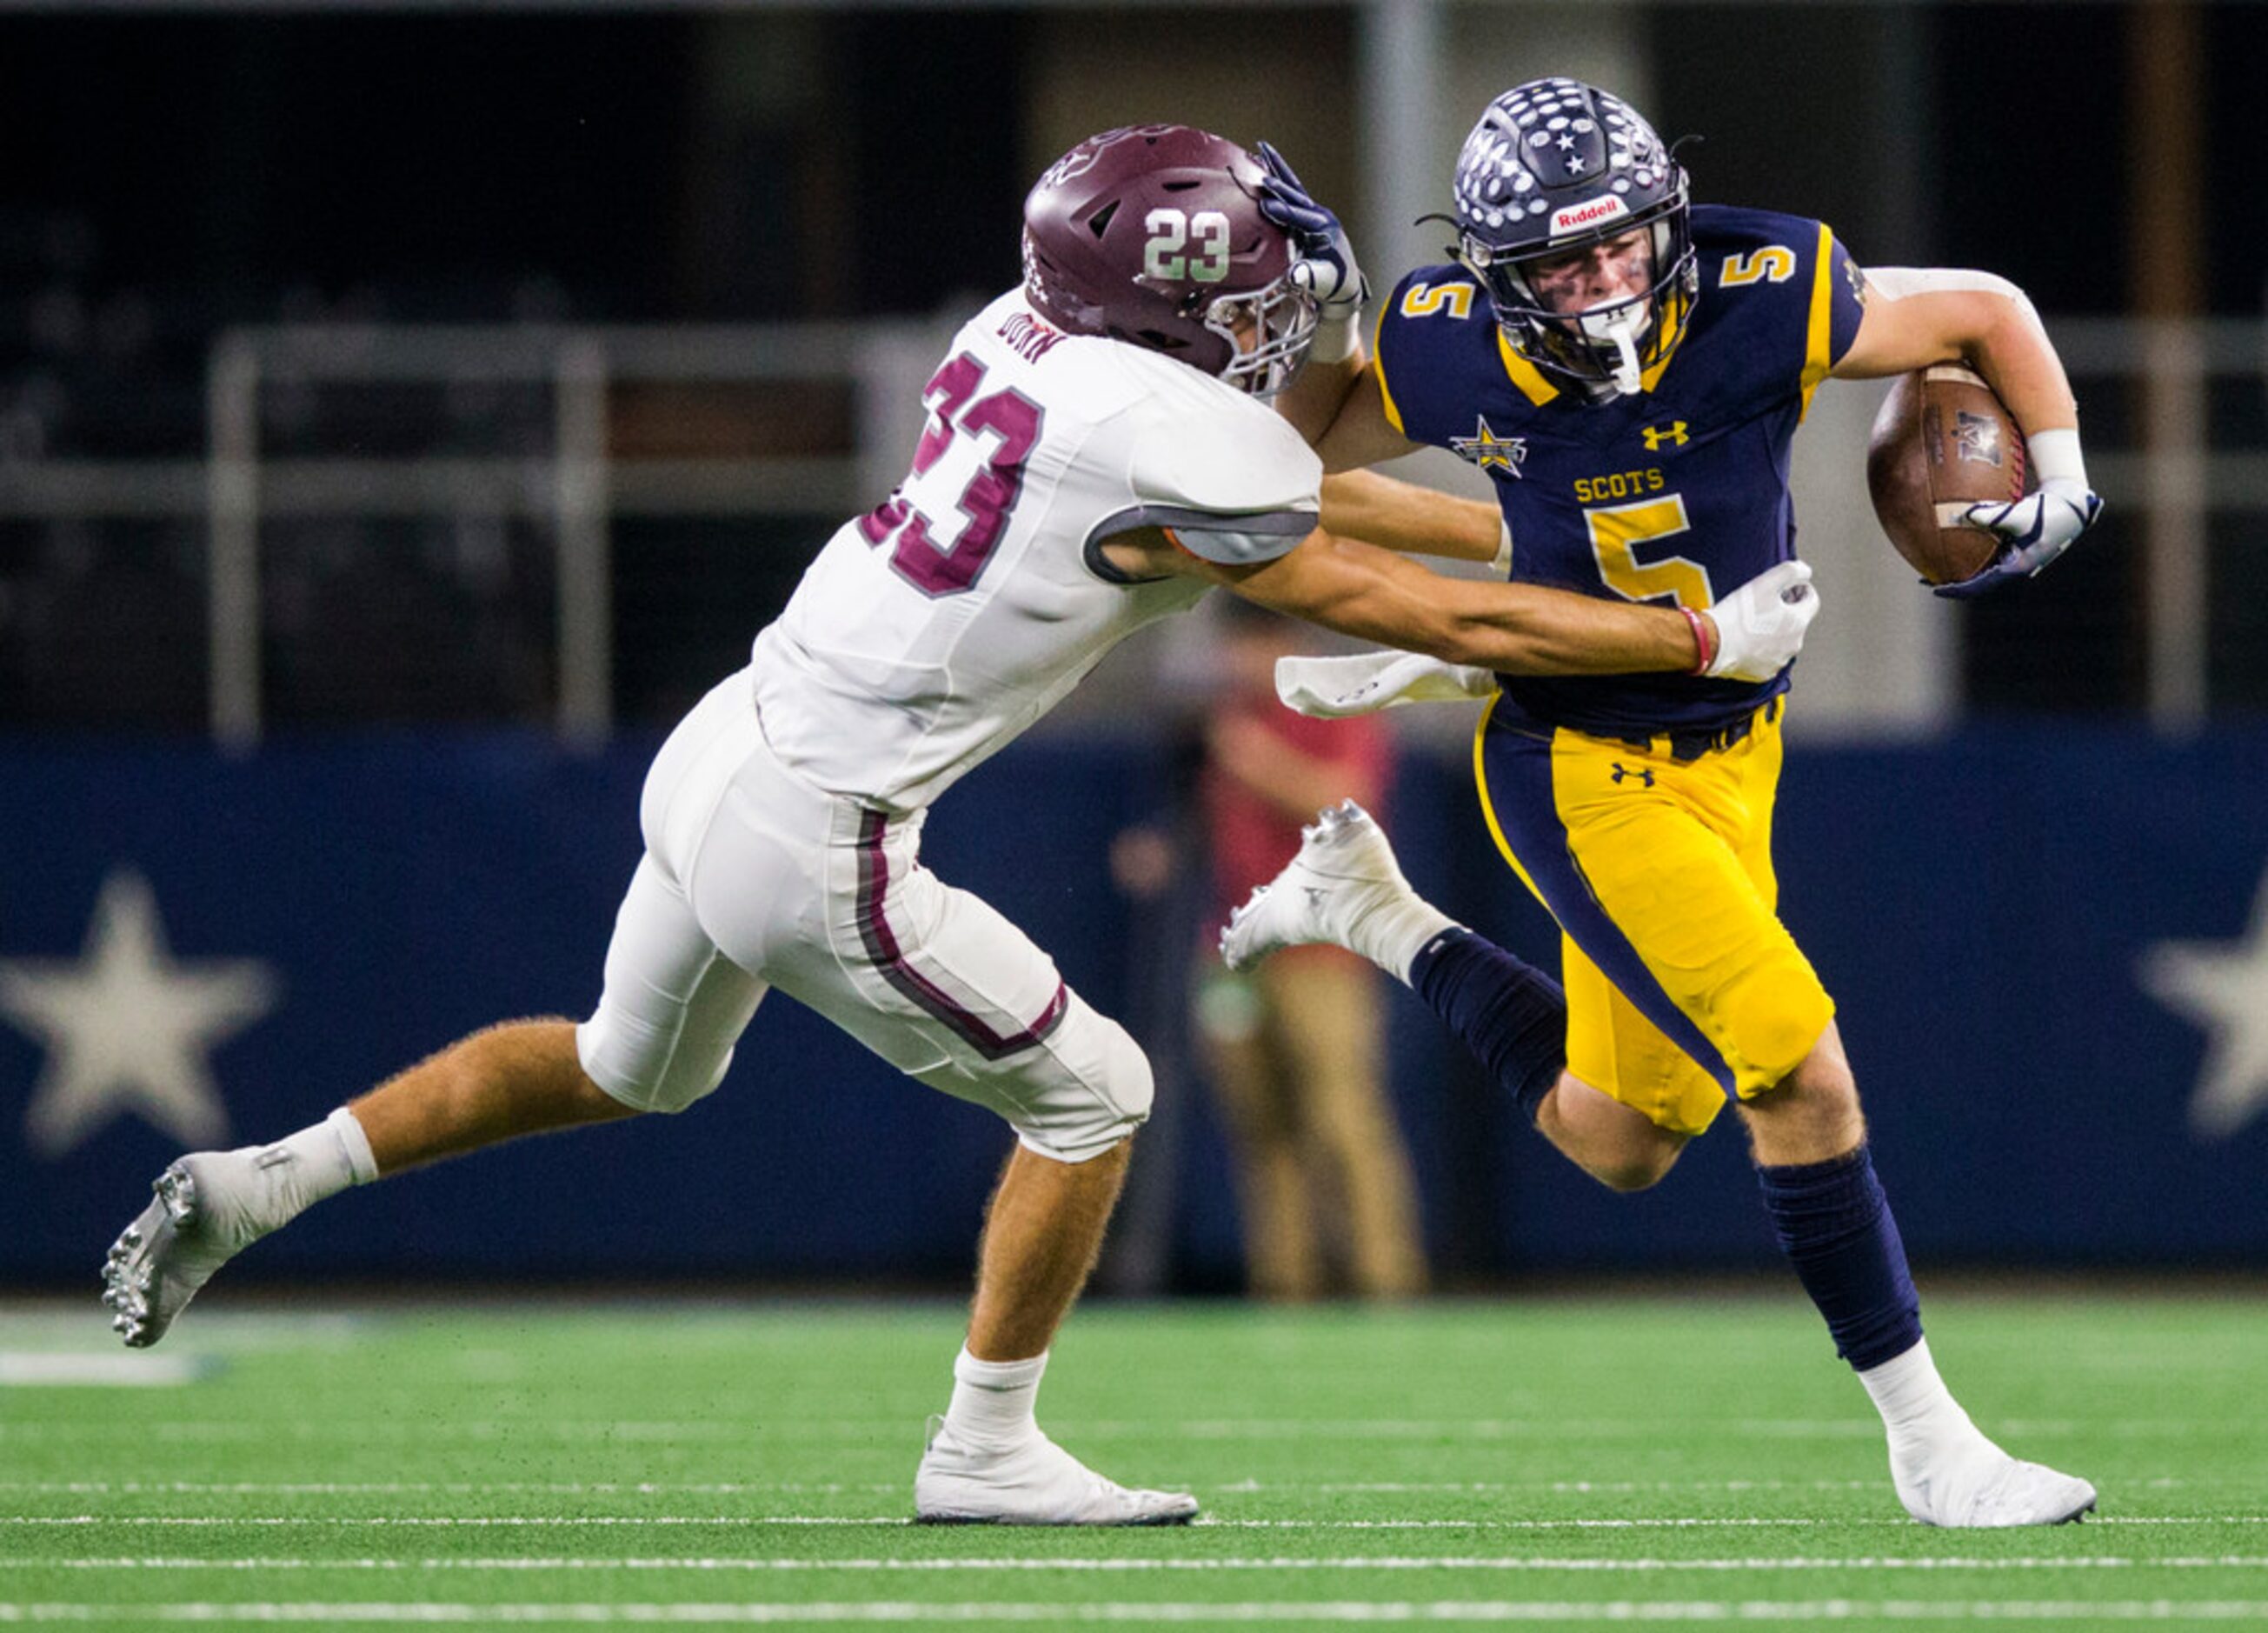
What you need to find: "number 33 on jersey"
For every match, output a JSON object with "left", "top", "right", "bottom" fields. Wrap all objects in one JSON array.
[
  {"left": 1374, "top": 203, "right": 1866, "bottom": 738},
  {"left": 753, "top": 287, "right": 1321, "bottom": 814}
]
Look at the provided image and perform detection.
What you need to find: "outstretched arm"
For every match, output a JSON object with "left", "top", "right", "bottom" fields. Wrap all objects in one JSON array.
[{"left": 1100, "top": 526, "right": 1816, "bottom": 681}]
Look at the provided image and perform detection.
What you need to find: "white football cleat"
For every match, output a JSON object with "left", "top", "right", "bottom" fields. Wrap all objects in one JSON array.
[
  {"left": 1893, "top": 1436, "right": 2098, "bottom": 1527},
  {"left": 1219, "top": 798, "right": 1424, "bottom": 974},
  {"left": 102, "top": 1150, "right": 276, "bottom": 1348},
  {"left": 914, "top": 1418, "right": 1199, "bottom": 1526}
]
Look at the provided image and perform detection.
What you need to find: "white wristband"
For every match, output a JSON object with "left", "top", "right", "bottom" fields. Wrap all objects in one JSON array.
[
  {"left": 2026, "top": 427, "right": 2087, "bottom": 490},
  {"left": 1490, "top": 519, "right": 1513, "bottom": 577}
]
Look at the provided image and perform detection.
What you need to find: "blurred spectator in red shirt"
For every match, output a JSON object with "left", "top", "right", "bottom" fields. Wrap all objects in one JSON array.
[{"left": 1195, "top": 598, "right": 1428, "bottom": 1301}]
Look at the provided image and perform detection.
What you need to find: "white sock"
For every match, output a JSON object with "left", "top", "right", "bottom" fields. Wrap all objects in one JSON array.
[
  {"left": 942, "top": 1346, "right": 1047, "bottom": 1451},
  {"left": 243, "top": 1108, "right": 377, "bottom": 1232},
  {"left": 1859, "top": 1337, "right": 1979, "bottom": 1450},
  {"left": 1356, "top": 899, "right": 1459, "bottom": 986}
]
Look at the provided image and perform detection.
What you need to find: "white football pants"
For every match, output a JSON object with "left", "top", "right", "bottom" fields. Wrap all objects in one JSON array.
[{"left": 575, "top": 669, "right": 1153, "bottom": 1163}]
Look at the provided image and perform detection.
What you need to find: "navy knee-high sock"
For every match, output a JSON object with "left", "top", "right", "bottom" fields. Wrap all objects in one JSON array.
[
  {"left": 1755, "top": 1144, "right": 1922, "bottom": 1372},
  {"left": 1408, "top": 928, "right": 1566, "bottom": 1125}
]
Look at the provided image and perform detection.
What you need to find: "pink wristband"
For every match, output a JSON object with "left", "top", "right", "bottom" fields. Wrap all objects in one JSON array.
[{"left": 1680, "top": 607, "right": 1715, "bottom": 676}]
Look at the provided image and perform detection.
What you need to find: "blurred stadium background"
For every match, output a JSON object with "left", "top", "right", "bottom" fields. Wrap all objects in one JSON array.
[{"left": 3, "top": 0, "right": 2265, "bottom": 1299}]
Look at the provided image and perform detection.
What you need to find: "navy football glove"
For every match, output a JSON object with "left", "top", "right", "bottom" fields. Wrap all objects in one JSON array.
[
  {"left": 1933, "top": 480, "right": 2103, "bottom": 600},
  {"left": 1254, "top": 141, "right": 1368, "bottom": 330}
]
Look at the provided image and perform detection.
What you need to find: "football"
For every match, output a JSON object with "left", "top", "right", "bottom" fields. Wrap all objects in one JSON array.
[{"left": 1864, "top": 364, "right": 2028, "bottom": 586}]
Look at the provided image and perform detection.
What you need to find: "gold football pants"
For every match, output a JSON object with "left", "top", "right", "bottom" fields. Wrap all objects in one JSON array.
[{"left": 1473, "top": 697, "right": 1835, "bottom": 1136}]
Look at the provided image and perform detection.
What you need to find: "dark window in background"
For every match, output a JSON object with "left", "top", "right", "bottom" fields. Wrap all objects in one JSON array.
[
  {"left": 1932, "top": 6, "right": 2263, "bottom": 717},
  {"left": 2201, "top": 4, "right": 2268, "bottom": 319},
  {"left": 1644, "top": 4, "right": 1939, "bottom": 267},
  {"left": 835, "top": 10, "right": 1028, "bottom": 315},
  {"left": 1, "top": 17, "right": 696, "bottom": 323}
]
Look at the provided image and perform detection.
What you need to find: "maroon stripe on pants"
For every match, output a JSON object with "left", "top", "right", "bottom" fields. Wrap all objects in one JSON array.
[{"left": 854, "top": 810, "right": 1069, "bottom": 1061}]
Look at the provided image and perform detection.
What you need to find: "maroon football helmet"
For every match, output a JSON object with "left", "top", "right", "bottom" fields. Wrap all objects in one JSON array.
[{"left": 1021, "top": 125, "right": 1317, "bottom": 396}]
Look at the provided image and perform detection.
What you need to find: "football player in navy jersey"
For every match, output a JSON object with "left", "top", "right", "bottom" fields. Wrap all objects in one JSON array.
[{"left": 1227, "top": 79, "right": 2103, "bottom": 1527}]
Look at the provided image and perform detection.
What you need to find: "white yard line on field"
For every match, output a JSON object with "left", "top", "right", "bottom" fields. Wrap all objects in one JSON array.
[
  {"left": 0, "top": 1353, "right": 205, "bottom": 1386},
  {"left": 9, "top": 1599, "right": 2268, "bottom": 1623},
  {"left": 29, "top": 1555, "right": 2268, "bottom": 1573},
  {"left": 7, "top": 1515, "right": 2266, "bottom": 1530},
  {"left": 0, "top": 1483, "right": 899, "bottom": 1496},
  {"left": 0, "top": 1476, "right": 2228, "bottom": 1498},
  {"left": 0, "top": 1418, "right": 1890, "bottom": 1443}
]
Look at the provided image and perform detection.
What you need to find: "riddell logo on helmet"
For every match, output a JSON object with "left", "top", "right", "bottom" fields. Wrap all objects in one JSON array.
[{"left": 1550, "top": 196, "right": 1629, "bottom": 237}]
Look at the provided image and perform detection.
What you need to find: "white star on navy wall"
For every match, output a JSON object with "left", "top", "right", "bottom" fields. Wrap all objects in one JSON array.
[
  {"left": 1, "top": 869, "right": 277, "bottom": 1158},
  {"left": 2138, "top": 865, "right": 2268, "bottom": 1141}
]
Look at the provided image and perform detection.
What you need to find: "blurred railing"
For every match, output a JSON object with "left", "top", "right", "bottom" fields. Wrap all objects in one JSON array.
[
  {"left": 204, "top": 322, "right": 948, "bottom": 747},
  {"left": 2048, "top": 317, "right": 2268, "bottom": 732},
  {"left": 0, "top": 320, "right": 948, "bottom": 744},
  {"left": 0, "top": 313, "right": 2259, "bottom": 739}
]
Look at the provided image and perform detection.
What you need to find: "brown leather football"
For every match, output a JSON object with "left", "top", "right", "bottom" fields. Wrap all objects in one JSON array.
[{"left": 1865, "top": 365, "right": 2029, "bottom": 586}]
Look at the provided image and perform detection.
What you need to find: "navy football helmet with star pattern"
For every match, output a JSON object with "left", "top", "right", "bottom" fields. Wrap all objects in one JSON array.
[{"left": 1449, "top": 78, "right": 1699, "bottom": 395}]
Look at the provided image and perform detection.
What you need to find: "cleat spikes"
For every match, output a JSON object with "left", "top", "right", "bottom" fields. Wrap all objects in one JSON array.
[{"left": 97, "top": 1150, "right": 274, "bottom": 1349}]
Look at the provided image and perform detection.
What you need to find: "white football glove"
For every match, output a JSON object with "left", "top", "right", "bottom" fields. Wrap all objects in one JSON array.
[
  {"left": 1702, "top": 561, "right": 1819, "bottom": 681},
  {"left": 1275, "top": 650, "right": 1498, "bottom": 718}
]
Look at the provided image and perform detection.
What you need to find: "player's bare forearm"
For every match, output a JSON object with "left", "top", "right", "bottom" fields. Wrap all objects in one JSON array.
[
  {"left": 1833, "top": 281, "right": 2079, "bottom": 437},
  {"left": 1320, "top": 470, "right": 1501, "bottom": 563},
  {"left": 1207, "top": 533, "right": 1698, "bottom": 676},
  {"left": 1274, "top": 347, "right": 1370, "bottom": 448}
]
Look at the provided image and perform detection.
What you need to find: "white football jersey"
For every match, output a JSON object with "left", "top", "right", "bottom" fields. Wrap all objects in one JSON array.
[{"left": 751, "top": 290, "right": 1323, "bottom": 812}]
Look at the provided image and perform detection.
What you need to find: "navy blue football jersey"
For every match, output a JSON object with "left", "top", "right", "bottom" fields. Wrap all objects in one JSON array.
[{"left": 1374, "top": 203, "right": 1867, "bottom": 737}]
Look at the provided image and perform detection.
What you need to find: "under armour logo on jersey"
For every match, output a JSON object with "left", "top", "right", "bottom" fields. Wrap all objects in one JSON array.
[
  {"left": 1609, "top": 762, "right": 1655, "bottom": 788},
  {"left": 1448, "top": 417, "right": 1527, "bottom": 477},
  {"left": 1641, "top": 422, "right": 1689, "bottom": 451}
]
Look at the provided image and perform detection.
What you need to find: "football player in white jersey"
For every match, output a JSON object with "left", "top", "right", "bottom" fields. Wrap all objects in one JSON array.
[{"left": 103, "top": 125, "right": 1819, "bottom": 1525}]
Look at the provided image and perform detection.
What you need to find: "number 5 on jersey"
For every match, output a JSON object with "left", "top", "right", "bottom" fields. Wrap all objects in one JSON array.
[
  {"left": 860, "top": 353, "right": 1044, "bottom": 597},
  {"left": 1586, "top": 493, "right": 1714, "bottom": 610}
]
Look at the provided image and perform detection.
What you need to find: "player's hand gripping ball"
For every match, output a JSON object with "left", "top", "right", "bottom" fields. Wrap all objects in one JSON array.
[{"left": 1866, "top": 365, "right": 2101, "bottom": 597}]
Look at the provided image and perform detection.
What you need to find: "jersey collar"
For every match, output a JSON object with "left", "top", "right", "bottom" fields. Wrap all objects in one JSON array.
[
  {"left": 1495, "top": 312, "right": 1686, "bottom": 406},
  {"left": 1494, "top": 329, "right": 1560, "bottom": 407}
]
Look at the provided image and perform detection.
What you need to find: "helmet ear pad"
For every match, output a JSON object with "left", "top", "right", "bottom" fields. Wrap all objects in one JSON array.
[
  {"left": 1451, "top": 77, "right": 1699, "bottom": 390},
  {"left": 1021, "top": 124, "right": 1317, "bottom": 394}
]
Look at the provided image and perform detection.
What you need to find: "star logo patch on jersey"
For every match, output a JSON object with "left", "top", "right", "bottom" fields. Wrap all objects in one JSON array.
[{"left": 1448, "top": 417, "right": 1527, "bottom": 478}]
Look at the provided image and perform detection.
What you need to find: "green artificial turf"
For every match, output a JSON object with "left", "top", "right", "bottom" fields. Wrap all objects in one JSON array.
[{"left": 2, "top": 1291, "right": 2262, "bottom": 1626}]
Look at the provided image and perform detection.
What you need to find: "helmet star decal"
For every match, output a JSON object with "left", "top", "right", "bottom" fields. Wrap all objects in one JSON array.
[{"left": 1448, "top": 417, "right": 1528, "bottom": 477}]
